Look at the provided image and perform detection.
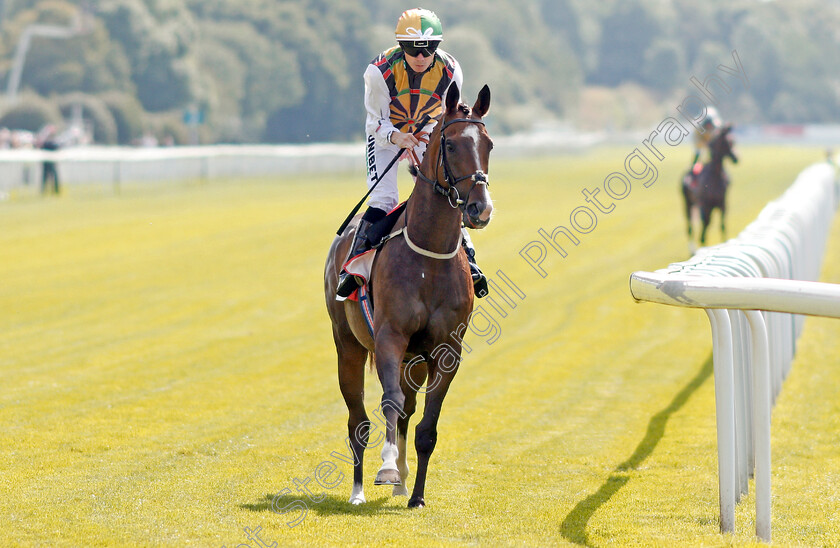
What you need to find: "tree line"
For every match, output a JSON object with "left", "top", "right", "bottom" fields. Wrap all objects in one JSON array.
[{"left": 0, "top": 0, "right": 838, "bottom": 145}]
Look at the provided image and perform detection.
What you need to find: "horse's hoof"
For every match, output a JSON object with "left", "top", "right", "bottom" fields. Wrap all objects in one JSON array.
[
  {"left": 408, "top": 496, "right": 425, "bottom": 508},
  {"left": 374, "top": 468, "right": 401, "bottom": 486},
  {"left": 349, "top": 493, "right": 366, "bottom": 505},
  {"left": 392, "top": 484, "right": 409, "bottom": 497}
]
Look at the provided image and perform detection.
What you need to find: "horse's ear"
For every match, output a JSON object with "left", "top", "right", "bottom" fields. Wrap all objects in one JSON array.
[
  {"left": 445, "top": 82, "right": 460, "bottom": 115},
  {"left": 473, "top": 85, "right": 491, "bottom": 118}
]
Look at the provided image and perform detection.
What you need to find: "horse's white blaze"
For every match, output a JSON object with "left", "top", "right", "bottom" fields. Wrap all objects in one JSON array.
[
  {"left": 460, "top": 123, "right": 493, "bottom": 223},
  {"left": 393, "top": 433, "right": 410, "bottom": 496},
  {"left": 349, "top": 483, "right": 366, "bottom": 505},
  {"left": 379, "top": 440, "right": 399, "bottom": 472},
  {"left": 462, "top": 124, "right": 481, "bottom": 166}
]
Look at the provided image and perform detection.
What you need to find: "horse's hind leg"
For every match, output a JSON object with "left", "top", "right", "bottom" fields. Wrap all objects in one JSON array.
[
  {"left": 335, "top": 334, "right": 372, "bottom": 505},
  {"left": 682, "top": 184, "right": 698, "bottom": 254},
  {"left": 393, "top": 359, "right": 427, "bottom": 497},
  {"left": 682, "top": 184, "right": 693, "bottom": 238},
  {"left": 688, "top": 205, "right": 699, "bottom": 254}
]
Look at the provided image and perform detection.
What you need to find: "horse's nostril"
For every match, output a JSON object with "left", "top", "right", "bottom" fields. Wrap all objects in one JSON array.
[{"left": 467, "top": 203, "right": 480, "bottom": 218}]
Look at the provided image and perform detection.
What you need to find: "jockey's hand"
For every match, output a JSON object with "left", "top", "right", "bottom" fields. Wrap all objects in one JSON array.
[{"left": 391, "top": 131, "right": 421, "bottom": 149}]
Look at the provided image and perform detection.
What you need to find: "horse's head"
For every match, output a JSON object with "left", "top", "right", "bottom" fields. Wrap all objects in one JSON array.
[
  {"left": 420, "top": 83, "right": 494, "bottom": 229},
  {"left": 711, "top": 124, "right": 738, "bottom": 165}
]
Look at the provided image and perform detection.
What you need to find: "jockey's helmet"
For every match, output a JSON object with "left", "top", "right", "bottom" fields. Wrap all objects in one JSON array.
[
  {"left": 702, "top": 106, "right": 721, "bottom": 129},
  {"left": 395, "top": 8, "right": 443, "bottom": 43}
]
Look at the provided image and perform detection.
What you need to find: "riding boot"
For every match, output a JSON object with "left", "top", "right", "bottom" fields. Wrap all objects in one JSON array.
[
  {"left": 336, "top": 218, "right": 375, "bottom": 300},
  {"left": 461, "top": 227, "right": 488, "bottom": 298}
]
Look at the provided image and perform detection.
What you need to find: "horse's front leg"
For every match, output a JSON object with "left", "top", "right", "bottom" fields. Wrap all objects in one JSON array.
[
  {"left": 373, "top": 328, "right": 409, "bottom": 486},
  {"left": 681, "top": 180, "right": 694, "bottom": 238},
  {"left": 699, "top": 206, "right": 712, "bottom": 245},
  {"left": 409, "top": 357, "right": 459, "bottom": 509},
  {"left": 393, "top": 358, "right": 427, "bottom": 496}
]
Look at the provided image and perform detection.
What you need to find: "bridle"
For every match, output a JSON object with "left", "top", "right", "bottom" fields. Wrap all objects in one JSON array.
[
  {"left": 393, "top": 115, "right": 491, "bottom": 260},
  {"left": 411, "top": 117, "right": 490, "bottom": 210}
]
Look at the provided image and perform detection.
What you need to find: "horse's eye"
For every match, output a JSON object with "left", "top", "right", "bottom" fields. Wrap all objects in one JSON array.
[{"left": 445, "top": 141, "right": 455, "bottom": 153}]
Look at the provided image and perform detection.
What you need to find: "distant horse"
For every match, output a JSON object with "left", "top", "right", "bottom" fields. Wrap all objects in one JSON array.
[
  {"left": 682, "top": 124, "right": 738, "bottom": 249},
  {"left": 324, "top": 84, "right": 493, "bottom": 509}
]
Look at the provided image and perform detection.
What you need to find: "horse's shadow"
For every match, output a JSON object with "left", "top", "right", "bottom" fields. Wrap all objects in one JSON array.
[{"left": 240, "top": 493, "right": 406, "bottom": 518}]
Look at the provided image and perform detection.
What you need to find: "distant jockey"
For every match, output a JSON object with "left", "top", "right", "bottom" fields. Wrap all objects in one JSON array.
[{"left": 687, "top": 106, "right": 722, "bottom": 182}]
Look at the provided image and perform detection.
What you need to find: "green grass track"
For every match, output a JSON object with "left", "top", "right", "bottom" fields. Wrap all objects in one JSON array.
[{"left": 1, "top": 145, "right": 838, "bottom": 547}]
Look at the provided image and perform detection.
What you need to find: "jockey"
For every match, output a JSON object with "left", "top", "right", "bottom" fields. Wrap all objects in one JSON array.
[
  {"left": 336, "top": 7, "right": 489, "bottom": 300},
  {"left": 690, "top": 106, "right": 722, "bottom": 170}
]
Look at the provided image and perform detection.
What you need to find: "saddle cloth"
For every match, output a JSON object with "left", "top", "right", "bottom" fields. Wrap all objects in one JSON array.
[
  {"left": 342, "top": 201, "right": 407, "bottom": 303},
  {"left": 342, "top": 202, "right": 411, "bottom": 337},
  {"left": 343, "top": 246, "right": 377, "bottom": 339},
  {"left": 344, "top": 249, "right": 376, "bottom": 303}
]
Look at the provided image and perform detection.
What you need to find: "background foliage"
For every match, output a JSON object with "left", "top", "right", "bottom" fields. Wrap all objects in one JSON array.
[{"left": 1, "top": 0, "right": 839, "bottom": 144}]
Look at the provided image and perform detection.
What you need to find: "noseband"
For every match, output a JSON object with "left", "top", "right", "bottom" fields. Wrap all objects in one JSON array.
[{"left": 412, "top": 117, "right": 489, "bottom": 210}]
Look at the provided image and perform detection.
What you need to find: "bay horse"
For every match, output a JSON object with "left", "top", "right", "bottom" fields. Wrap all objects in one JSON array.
[
  {"left": 324, "top": 84, "right": 493, "bottom": 509},
  {"left": 682, "top": 124, "right": 738, "bottom": 250}
]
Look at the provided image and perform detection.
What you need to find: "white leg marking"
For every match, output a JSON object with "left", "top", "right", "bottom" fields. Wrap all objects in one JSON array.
[
  {"left": 393, "top": 433, "right": 410, "bottom": 496},
  {"left": 379, "top": 440, "right": 399, "bottom": 472},
  {"left": 349, "top": 482, "right": 366, "bottom": 505}
]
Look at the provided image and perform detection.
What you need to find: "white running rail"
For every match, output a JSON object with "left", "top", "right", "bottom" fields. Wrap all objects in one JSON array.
[
  {"left": 629, "top": 161, "right": 838, "bottom": 542},
  {"left": 0, "top": 144, "right": 362, "bottom": 192},
  {"left": 0, "top": 133, "right": 567, "bottom": 194}
]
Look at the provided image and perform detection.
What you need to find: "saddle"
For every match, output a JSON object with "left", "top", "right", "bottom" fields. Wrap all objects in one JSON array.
[
  {"left": 343, "top": 203, "right": 408, "bottom": 336},
  {"left": 684, "top": 162, "right": 704, "bottom": 190}
]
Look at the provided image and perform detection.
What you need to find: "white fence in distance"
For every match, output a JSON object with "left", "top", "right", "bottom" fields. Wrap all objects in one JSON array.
[
  {"left": 0, "top": 144, "right": 363, "bottom": 192},
  {"left": 0, "top": 132, "right": 591, "bottom": 193},
  {"left": 629, "top": 161, "right": 839, "bottom": 542},
  {"left": 3, "top": 125, "right": 839, "bottom": 192}
]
